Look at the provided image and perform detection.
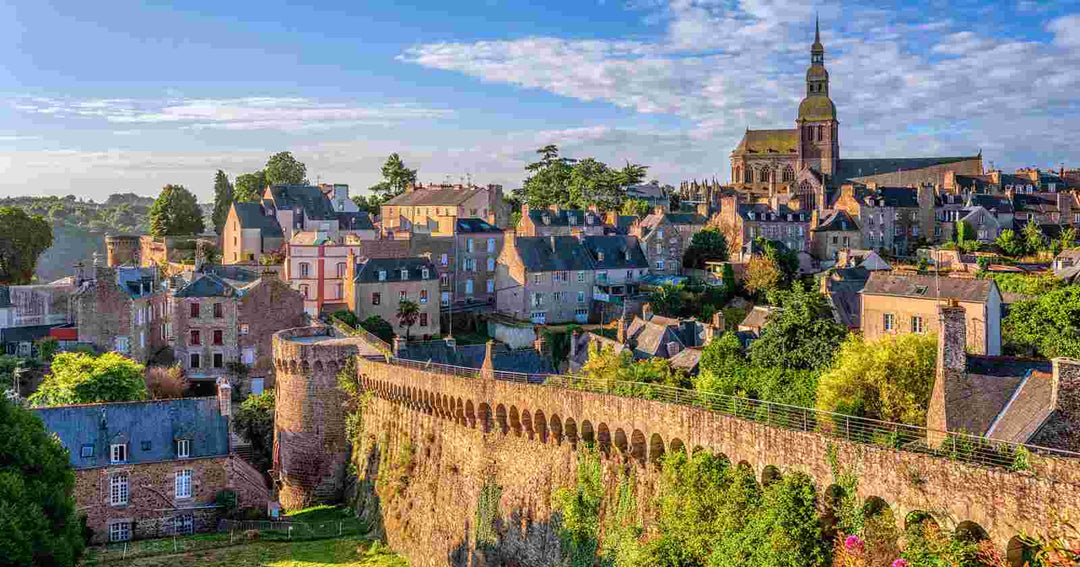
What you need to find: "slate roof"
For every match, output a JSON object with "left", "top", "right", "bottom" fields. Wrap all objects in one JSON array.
[
  {"left": 526, "top": 208, "right": 603, "bottom": 228},
  {"left": 34, "top": 397, "right": 228, "bottom": 469},
  {"left": 513, "top": 236, "right": 595, "bottom": 272},
  {"left": 1013, "top": 193, "right": 1061, "bottom": 214},
  {"left": 877, "top": 186, "right": 920, "bottom": 208},
  {"left": 949, "top": 357, "right": 1054, "bottom": 442},
  {"left": 954, "top": 175, "right": 993, "bottom": 192},
  {"left": 268, "top": 184, "right": 338, "bottom": 220},
  {"left": 384, "top": 185, "right": 487, "bottom": 207},
  {"left": 569, "top": 331, "right": 630, "bottom": 370},
  {"left": 967, "top": 194, "right": 1013, "bottom": 214},
  {"left": 117, "top": 267, "right": 156, "bottom": 298},
  {"left": 0, "top": 286, "right": 10, "bottom": 308},
  {"left": 232, "top": 202, "right": 284, "bottom": 238},
  {"left": 861, "top": 273, "right": 998, "bottom": 303},
  {"left": 338, "top": 212, "right": 375, "bottom": 231},
  {"left": 606, "top": 215, "right": 638, "bottom": 235},
  {"left": 625, "top": 317, "right": 684, "bottom": 359},
  {"left": 625, "top": 183, "right": 668, "bottom": 203},
  {"left": 456, "top": 218, "right": 501, "bottom": 233},
  {"left": 737, "top": 204, "right": 810, "bottom": 222},
  {"left": 813, "top": 210, "right": 859, "bottom": 232},
  {"left": 733, "top": 129, "right": 799, "bottom": 154},
  {"left": 1, "top": 324, "right": 54, "bottom": 345},
  {"left": 666, "top": 213, "right": 708, "bottom": 226},
  {"left": 823, "top": 268, "right": 870, "bottom": 329},
  {"left": 581, "top": 236, "right": 649, "bottom": 270},
  {"left": 397, "top": 342, "right": 555, "bottom": 375},
  {"left": 174, "top": 273, "right": 242, "bottom": 298},
  {"left": 835, "top": 156, "right": 980, "bottom": 182},
  {"left": 668, "top": 347, "right": 703, "bottom": 373},
  {"left": 354, "top": 257, "right": 438, "bottom": 284}
]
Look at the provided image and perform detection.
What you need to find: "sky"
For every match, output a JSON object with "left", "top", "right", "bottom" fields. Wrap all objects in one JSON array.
[{"left": 1, "top": 0, "right": 1079, "bottom": 202}]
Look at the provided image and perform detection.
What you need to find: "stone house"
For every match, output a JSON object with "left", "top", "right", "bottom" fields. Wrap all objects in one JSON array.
[
  {"left": 408, "top": 219, "right": 506, "bottom": 308},
  {"left": 580, "top": 235, "right": 650, "bottom": 307},
  {"left": 73, "top": 266, "right": 169, "bottom": 363},
  {"left": 629, "top": 208, "right": 708, "bottom": 275},
  {"left": 860, "top": 272, "right": 1002, "bottom": 355},
  {"left": 1010, "top": 190, "right": 1076, "bottom": 227},
  {"left": 927, "top": 302, "right": 1076, "bottom": 448},
  {"left": 935, "top": 193, "right": 1013, "bottom": 243},
  {"left": 811, "top": 209, "right": 860, "bottom": 260},
  {"left": 222, "top": 202, "right": 286, "bottom": 265},
  {"left": 831, "top": 184, "right": 934, "bottom": 255},
  {"left": 344, "top": 255, "right": 441, "bottom": 339},
  {"left": 261, "top": 184, "right": 345, "bottom": 243},
  {"left": 496, "top": 234, "right": 596, "bottom": 324},
  {"left": 33, "top": 384, "right": 270, "bottom": 543},
  {"left": 380, "top": 183, "right": 507, "bottom": 236},
  {"left": 717, "top": 192, "right": 812, "bottom": 261},
  {"left": 173, "top": 267, "right": 304, "bottom": 394},
  {"left": 516, "top": 205, "right": 606, "bottom": 237}
]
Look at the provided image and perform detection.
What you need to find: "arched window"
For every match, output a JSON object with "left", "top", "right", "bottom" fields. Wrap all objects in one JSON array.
[
  {"left": 799, "top": 181, "right": 812, "bottom": 194},
  {"left": 783, "top": 165, "right": 795, "bottom": 183},
  {"left": 817, "top": 126, "right": 823, "bottom": 142},
  {"left": 744, "top": 167, "right": 752, "bottom": 184},
  {"left": 758, "top": 167, "right": 770, "bottom": 183},
  {"left": 734, "top": 165, "right": 742, "bottom": 184}
]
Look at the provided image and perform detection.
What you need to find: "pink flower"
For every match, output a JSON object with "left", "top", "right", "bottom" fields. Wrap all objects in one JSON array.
[
  {"left": 844, "top": 535, "right": 864, "bottom": 553},
  {"left": 891, "top": 560, "right": 909, "bottom": 567}
]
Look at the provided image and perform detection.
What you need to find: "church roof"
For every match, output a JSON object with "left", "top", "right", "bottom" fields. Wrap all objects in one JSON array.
[
  {"left": 733, "top": 129, "right": 799, "bottom": 154},
  {"left": 836, "top": 156, "right": 981, "bottom": 182},
  {"left": 798, "top": 95, "right": 836, "bottom": 121}
]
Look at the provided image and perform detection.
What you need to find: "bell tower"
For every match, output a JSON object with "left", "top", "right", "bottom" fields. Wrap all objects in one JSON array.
[{"left": 797, "top": 17, "right": 839, "bottom": 178}]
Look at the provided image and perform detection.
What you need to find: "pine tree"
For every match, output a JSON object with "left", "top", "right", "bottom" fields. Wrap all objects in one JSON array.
[{"left": 211, "top": 170, "right": 234, "bottom": 235}]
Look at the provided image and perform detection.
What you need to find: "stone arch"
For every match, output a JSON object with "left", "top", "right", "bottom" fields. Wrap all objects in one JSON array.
[
  {"left": 1006, "top": 536, "right": 1035, "bottom": 567},
  {"left": 564, "top": 417, "right": 578, "bottom": 447},
  {"left": 737, "top": 460, "right": 753, "bottom": 475},
  {"left": 466, "top": 400, "right": 476, "bottom": 428},
  {"left": 549, "top": 414, "right": 563, "bottom": 443},
  {"left": 782, "top": 164, "right": 795, "bottom": 183},
  {"left": 955, "top": 521, "right": 989, "bottom": 543},
  {"left": 496, "top": 404, "right": 509, "bottom": 435},
  {"left": 521, "top": 409, "right": 534, "bottom": 440},
  {"left": 597, "top": 423, "right": 612, "bottom": 454},
  {"left": 761, "top": 465, "right": 781, "bottom": 487},
  {"left": 648, "top": 433, "right": 665, "bottom": 466},
  {"left": 669, "top": 437, "right": 685, "bottom": 458},
  {"left": 631, "top": 430, "right": 647, "bottom": 465},
  {"left": 456, "top": 398, "right": 466, "bottom": 424},
  {"left": 863, "top": 496, "right": 890, "bottom": 519},
  {"left": 904, "top": 510, "right": 936, "bottom": 530},
  {"left": 613, "top": 428, "right": 629, "bottom": 456},
  {"left": 478, "top": 403, "right": 493, "bottom": 433},
  {"left": 534, "top": 409, "right": 548, "bottom": 442},
  {"left": 691, "top": 445, "right": 704, "bottom": 456},
  {"left": 743, "top": 166, "right": 753, "bottom": 184},
  {"left": 327, "top": 360, "right": 339, "bottom": 374},
  {"left": 758, "top": 166, "right": 771, "bottom": 183},
  {"left": 509, "top": 406, "right": 522, "bottom": 437},
  {"left": 580, "top": 420, "right": 595, "bottom": 446},
  {"left": 313, "top": 360, "right": 324, "bottom": 373},
  {"left": 715, "top": 452, "right": 731, "bottom": 468}
]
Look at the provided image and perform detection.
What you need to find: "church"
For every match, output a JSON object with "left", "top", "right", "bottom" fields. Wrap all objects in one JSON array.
[{"left": 729, "top": 20, "right": 984, "bottom": 210}]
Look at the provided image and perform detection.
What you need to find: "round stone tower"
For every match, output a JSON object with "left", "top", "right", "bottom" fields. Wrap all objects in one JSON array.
[
  {"left": 105, "top": 234, "right": 142, "bottom": 267},
  {"left": 271, "top": 325, "right": 375, "bottom": 509}
]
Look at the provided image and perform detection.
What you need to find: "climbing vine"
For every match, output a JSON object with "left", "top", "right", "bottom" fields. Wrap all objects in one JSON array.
[
  {"left": 474, "top": 477, "right": 503, "bottom": 552},
  {"left": 552, "top": 445, "right": 605, "bottom": 567}
]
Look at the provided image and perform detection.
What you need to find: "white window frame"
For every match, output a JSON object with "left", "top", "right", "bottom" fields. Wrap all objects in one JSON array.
[
  {"left": 111, "top": 443, "right": 127, "bottom": 464},
  {"left": 487, "top": 238, "right": 495, "bottom": 252},
  {"left": 577, "top": 291, "right": 585, "bottom": 303},
  {"left": 465, "top": 279, "right": 474, "bottom": 294},
  {"left": 110, "top": 472, "right": 129, "bottom": 506},
  {"left": 176, "top": 439, "right": 190, "bottom": 459},
  {"left": 911, "top": 316, "right": 924, "bottom": 334},
  {"left": 884, "top": 313, "right": 895, "bottom": 331},
  {"left": 577, "top": 271, "right": 585, "bottom": 282},
  {"left": 175, "top": 469, "right": 192, "bottom": 499},
  {"left": 109, "top": 520, "right": 131, "bottom": 542},
  {"left": 466, "top": 238, "right": 474, "bottom": 252},
  {"left": 378, "top": 270, "right": 386, "bottom": 281},
  {"left": 487, "top": 258, "right": 495, "bottom": 271},
  {"left": 422, "top": 268, "right": 429, "bottom": 279},
  {"left": 400, "top": 268, "right": 409, "bottom": 280},
  {"left": 656, "top": 259, "right": 665, "bottom": 270}
]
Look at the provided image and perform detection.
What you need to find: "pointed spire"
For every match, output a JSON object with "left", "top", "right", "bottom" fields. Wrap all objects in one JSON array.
[{"left": 815, "top": 14, "right": 820, "bottom": 44}]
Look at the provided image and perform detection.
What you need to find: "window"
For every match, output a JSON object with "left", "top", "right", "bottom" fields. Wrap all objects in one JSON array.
[
  {"left": 213, "top": 330, "right": 223, "bottom": 345},
  {"left": 299, "top": 284, "right": 309, "bottom": 299},
  {"left": 135, "top": 309, "right": 141, "bottom": 325},
  {"left": 577, "top": 271, "right": 585, "bottom": 282},
  {"left": 883, "top": 313, "right": 895, "bottom": 331},
  {"left": 441, "top": 291, "right": 450, "bottom": 306},
  {"left": 174, "top": 515, "right": 194, "bottom": 535},
  {"left": 487, "top": 258, "right": 495, "bottom": 271},
  {"left": 532, "top": 292, "right": 543, "bottom": 307},
  {"left": 213, "top": 353, "right": 223, "bottom": 368},
  {"left": 466, "top": 238, "right": 474, "bottom": 252},
  {"left": 656, "top": 259, "right": 665, "bottom": 270},
  {"left": 81, "top": 444, "right": 94, "bottom": 458},
  {"left": 400, "top": 268, "right": 409, "bottom": 280},
  {"left": 440, "top": 254, "right": 448, "bottom": 266},
  {"left": 575, "top": 307, "right": 588, "bottom": 318},
  {"left": 911, "top": 316, "right": 924, "bottom": 334},
  {"left": 487, "top": 238, "right": 495, "bottom": 252},
  {"left": 190, "top": 303, "right": 199, "bottom": 318},
  {"left": 190, "top": 353, "right": 200, "bottom": 369},
  {"left": 627, "top": 270, "right": 634, "bottom": 280},
  {"left": 190, "top": 330, "right": 201, "bottom": 345},
  {"left": 300, "top": 263, "right": 310, "bottom": 278},
  {"left": 240, "top": 323, "right": 250, "bottom": 336},
  {"left": 597, "top": 271, "right": 607, "bottom": 283},
  {"left": 378, "top": 270, "right": 387, "bottom": 281},
  {"left": 487, "top": 279, "right": 494, "bottom": 293},
  {"left": 242, "top": 347, "right": 255, "bottom": 365},
  {"left": 213, "top": 303, "right": 223, "bottom": 318},
  {"left": 419, "top": 313, "right": 428, "bottom": 327},
  {"left": 465, "top": 280, "right": 474, "bottom": 294},
  {"left": 658, "top": 229, "right": 664, "bottom": 239},
  {"left": 140, "top": 331, "right": 145, "bottom": 349},
  {"left": 465, "top": 258, "right": 476, "bottom": 271},
  {"left": 110, "top": 472, "right": 129, "bottom": 505},
  {"left": 420, "top": 290, "right": 428, "bottom": 303},
  {"left": 553, "top": 291, "right": 563, "bottom": 302},
  {"left": 109, "top": 521, "right": 131, "bottom": 542},
  {"left": 335, "top": 282, "right": 343, "bottom": 299},
  {"left": 337, "top": 263, "right": 346, "bottom": 278},
  {"left": 399, "top": 291, "right": 407, "bottom": 302},
  {"left": 577, "top": 291, "right": 585, "bottom": 303},
  {"left": 533, "top": 274, "right": 542, "bottom": 285},
  {"left": 176, "top": 469, "right": 192, "bottom": 498},
  {"left": 422, "top": 268, "right": 429, "bottom": 279},
  {"left": 176, "top": 440, "right": 190, "bottom": 459},
  {"left": 141, "top": 440, "right": 152, "bottom": 451},
  {"left": 440, "top": 273, "right": 450, "bottom": 286}
]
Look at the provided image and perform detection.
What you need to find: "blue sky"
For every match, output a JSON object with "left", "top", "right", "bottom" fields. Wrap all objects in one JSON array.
[{"left": 2, "top": 0, "right": 1079, "bottom": 201}]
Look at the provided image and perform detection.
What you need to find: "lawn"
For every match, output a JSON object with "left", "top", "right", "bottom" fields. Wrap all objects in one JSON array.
[{"left": 89, "top": 537, "right": 406, "bottom": 567}]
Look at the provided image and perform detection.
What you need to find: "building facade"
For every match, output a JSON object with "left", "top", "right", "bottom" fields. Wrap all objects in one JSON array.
[
  {"left": 496, "top": 234, "right": 596, "bottom": 324},
  {"left": 344, "top": 255, "right": 441, "bottom": 339},
  {"left": 380, "top": 183, "right": 507, "bottom": 235},
  {"left": 629, "top": 208, "right": 709, "bottom": 275},
  {"left": 73, "top": 266, "right": 168, "bottom": 363},
  {"left": 516, "top": 205, "right": 607, "bottom": 238}
]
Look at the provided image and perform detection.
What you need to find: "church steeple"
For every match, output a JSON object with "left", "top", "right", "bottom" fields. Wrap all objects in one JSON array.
[
  {"left": 797, "top": 18, "right": 839, "bottom": 179},
  {"left": 804, "top": 17, "right": 829, "bottom": 99}
]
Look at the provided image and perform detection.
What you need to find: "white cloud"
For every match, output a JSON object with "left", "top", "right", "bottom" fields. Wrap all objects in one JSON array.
[
  {"left": 8, "top": 96, "right": 455, "bottom": 131},
  {"left": 1049, "top": 14, "right": 1080, "bottom": 49}
]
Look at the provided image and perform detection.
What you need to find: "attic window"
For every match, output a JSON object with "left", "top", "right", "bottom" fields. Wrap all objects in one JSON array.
[
  {"left": 787, "top": 214, "right": 792, "bottom": 221},
  {"left": 749, "top": 212, "right": 755, "bottom": 220},
  {"left": 81, "top": 444, "right": 94, "bottom": 458},
  {"left": 378, "top": 270, "right": 386, "bottom": 281},
  {"left": 915, "top": 285, "right": 928, "bottom": 295},
  {"left": 542, "top": 214, "right": 551, "bottom": 225},
  {"left": 625, "top": 249, "right": 631, "bottom": 261},
  {"left": 400, "top": 268, "right": 409, "bottom": 280},
  {"left": 569, "top": 215, "right": 577, "bottom": 225},
  {"left": 597, "top": 251, "right": 605, "bottom": 262}
]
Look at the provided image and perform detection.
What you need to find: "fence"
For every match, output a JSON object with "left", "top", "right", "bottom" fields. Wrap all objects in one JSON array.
[
  {"left": 329, "top": 316, "right": 392, "bottom": 355},
  {"left": 79, "top": 518, "right": 371, "bottom": 565},
  {"left": 371, "top": 356, "right": 1080, "bottom": 471}
]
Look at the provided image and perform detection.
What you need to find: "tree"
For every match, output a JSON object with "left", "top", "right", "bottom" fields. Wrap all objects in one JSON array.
[
  {"left": 396, "top": 300, "right": 420, "bottom": 341},
  {"left": 0, "top": 207, "right": 53, "bottom": 285},
  {"left": 683, "top": 227, "right": 729, "bottom": 269},
  {"left": 0, "top": 396, "right": 85, "bottom": 565},
  {"left": 757, "top": 238, "right": 799, "bottom": 287},
  {"left": 361, "top": 315, "right": 395, "bottom": 343},
  {"left": 955, "top": 220, "right": 973, "bottom": 245},
  {"left": 376, "top": 153, "right": 418, "bottom": 199},
  {"left": 648, "top": 283, "right": 684, "bottom": 317},
  {"left": 1061, "top": 226, "right": 1077, "bottom": 251},
  {"left": 518, "top": 145, "right": 575, "bottom": 208},
  {"left": 264, "top": 151, "right": 308, "bottom": 185},
  {"left": 995, "top": 229, "right": 1023, "bottom": 257},
  {"left": 1022, "top": 220, "right": 1046, "bottom": 255},
  {"left": 233, "top": 171, "right": 267, "bottom": 203},
  {"left": 234, "top": 389, "right": 275, "bottom": 474},
  {"left": 748, "top": 283, "right": 848, "bottom": 372},
  {"left": 211, "top": 170, "right": 234, "bottom": 235},
  {"left": 29, "top": 352, "right": 148, "bottom": 407},
  {"left": 1003, "top": 286, "right": 1080, "bottom": 358},
  {"left": 816, "top": 333, "right": 937, "bottom": 425},
  {"left": 621, "top": 198, "right": 650, "bottom": 218},
  {"left": 722, "top": 262, "right": 738, "bottom": 295},
  {"left": 743, "top": 255, "right": 782, "bottom": 297},
  {"left": 149, "top": 185, "right": 204, "bottom": 237}
]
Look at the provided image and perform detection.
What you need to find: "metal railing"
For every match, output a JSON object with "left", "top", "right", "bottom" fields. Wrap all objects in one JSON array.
[
  {"left": 329, "top": 317, "right": 392, "bottom": 355},
  {"left": 365, "top": 357, "right": 1080, "bottom": 472}
]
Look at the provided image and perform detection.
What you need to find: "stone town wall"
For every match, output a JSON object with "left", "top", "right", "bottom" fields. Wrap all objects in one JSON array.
[{"left": 352, "top": 357, "right": 1080, "bottom": 562}]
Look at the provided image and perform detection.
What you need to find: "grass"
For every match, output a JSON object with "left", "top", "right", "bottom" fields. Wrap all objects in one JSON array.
[
  {"left": 84, "top": 537, "right": 406, "bottom": 567},
  {"left": 285, "top": 504, "right": 354, "bottom": 523}
]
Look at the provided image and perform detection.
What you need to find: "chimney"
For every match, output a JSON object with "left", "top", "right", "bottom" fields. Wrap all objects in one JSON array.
[
  {"left": 216, "top": 377, "right": 232, "bottom": 418},
  {"left": 666, "top": 341, "right": 682, "bottom": 358},
  {"left": 481, "top": 340, "right": 496, "bottom": 379},
  {"left": 927, "top": 301, "right": 969, "bottom": 448},
  {"left": 392, "top": 335, "right": 404, "bottom": 357},
  {"left": 533, "top": 334, "right": 550, "bottom": 358},
  {"left": 616, "top": 316, "right": 628, "bottom": 344},
  {"left": 712, "top": 311, "right": 725, "bottom": 334},
  {"left": 642, "top": 303, "right": 653, "bottom": 321}
]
